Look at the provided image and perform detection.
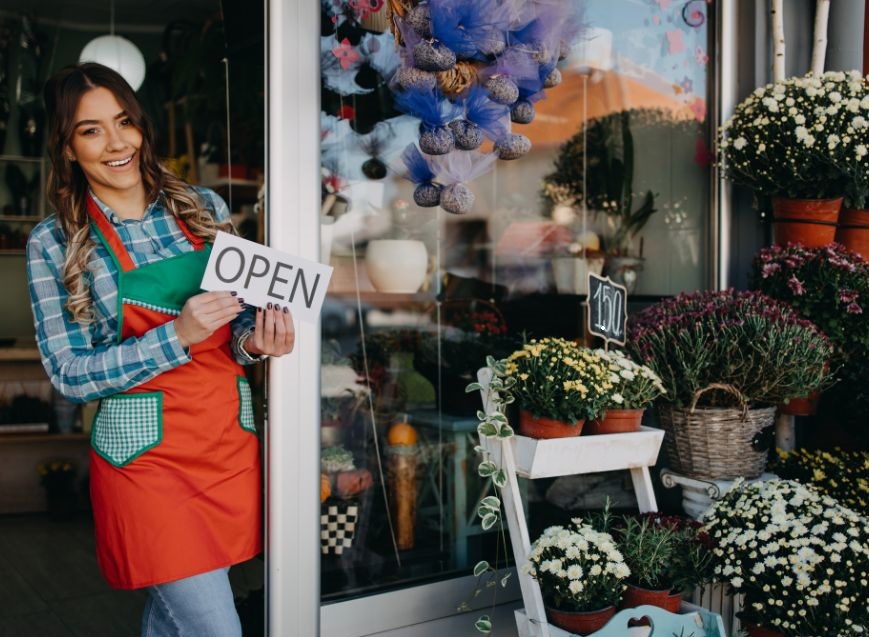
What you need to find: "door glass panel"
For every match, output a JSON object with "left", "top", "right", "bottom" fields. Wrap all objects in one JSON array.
[{"left": 318, "top": 0, "right": 712, "bottom": 602}]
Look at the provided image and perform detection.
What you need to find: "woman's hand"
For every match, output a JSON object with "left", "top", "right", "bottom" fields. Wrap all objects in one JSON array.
[
  {"left": 174, "top": 291, "right": 244, "bottom": 348},
  {"left": 244, "top": 303, "right": 296, "bottom": 357}
]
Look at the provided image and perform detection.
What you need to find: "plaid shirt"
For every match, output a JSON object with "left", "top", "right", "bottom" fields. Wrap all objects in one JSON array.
[{"left": 26, "top": 187, "right": 259, "bottom": 403}]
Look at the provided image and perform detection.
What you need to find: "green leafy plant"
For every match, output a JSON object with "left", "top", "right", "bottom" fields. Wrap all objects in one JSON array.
[
  {"left": 628, "top": 289, "right": 834, "bottom": 407},
  {"left": 718, "top": 70, "right": 869, "bottom": 201},
  {"left": 541, "top": 109, "right": 678, "bottom": 256},
  {"left": 703, "top": 479, "right": 869, "bottom": 636}
]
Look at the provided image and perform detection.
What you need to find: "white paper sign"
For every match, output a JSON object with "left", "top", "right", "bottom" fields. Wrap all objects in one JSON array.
[{"left": 201, "top": 232, "right": 333, "bottom": 324}]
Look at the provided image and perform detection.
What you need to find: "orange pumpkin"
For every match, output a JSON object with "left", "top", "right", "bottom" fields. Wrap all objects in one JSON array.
[
  {"left": 320, "top": 474, "right": 331, "bottom": 502},
  {"left": 387, "top": 421, "right": 418, "bottom": 446}
]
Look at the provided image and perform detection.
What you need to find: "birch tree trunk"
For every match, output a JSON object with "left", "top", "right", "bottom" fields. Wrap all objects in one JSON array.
[
  {"left": 772, "top": 0, "right": 786, "bottom": 81},
  {"left": 811, "top": 0, "right": 831, "bottom": 76}
]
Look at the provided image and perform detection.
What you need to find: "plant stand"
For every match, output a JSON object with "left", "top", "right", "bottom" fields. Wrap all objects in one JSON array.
[{"left": 477, "top": 369, "right": 727, "bottom": 637}]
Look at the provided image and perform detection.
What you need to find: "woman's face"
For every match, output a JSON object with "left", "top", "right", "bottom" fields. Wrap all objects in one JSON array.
[{"left": 67, "top": 86, "right": 144, "bottom": 198}]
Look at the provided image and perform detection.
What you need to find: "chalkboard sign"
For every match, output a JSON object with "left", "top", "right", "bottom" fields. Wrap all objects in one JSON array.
[{"left": 587, "top": 273, "right": 628, "bottom": 346}]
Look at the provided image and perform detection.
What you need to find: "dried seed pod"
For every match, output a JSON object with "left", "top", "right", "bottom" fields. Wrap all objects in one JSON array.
[
  {"left": 543, "top": 68, "right": 562, "bottom": 88},
  {"left": 405, "top": 4, "right": 432, "bottom": 39},
  {"left": 440, "top": 183, "right": 475, "bottom": 214},
  {"left": 449, "top": 120, "right": 484, "bottom": 150},
  {"left": 394, "top": 66, "right": 437, "bottom": 92},
  {"left": 413, "top": 182, "right": 442, "bottom": 207},
  {"left": 413, "top": 41, "right": 457, "bottom": 72},
  {"left": 495, "top": 133, "right": 531, "bottom": 160},
  {"left": 419, "top": 126, "right": 455, "bottom": 155},
  {"left": 484, "top": 75, "right": 519, "bottom": 106},
  {"left": 510, "top": 101, "right": 535, "bottom": 124}
]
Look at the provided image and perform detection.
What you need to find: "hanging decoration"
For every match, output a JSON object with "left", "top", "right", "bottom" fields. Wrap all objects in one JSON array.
[{"left": 387, "top": 0, "right": 581, "bottom": 213}]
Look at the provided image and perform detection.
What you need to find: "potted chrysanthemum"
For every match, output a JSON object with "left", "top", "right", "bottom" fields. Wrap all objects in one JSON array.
[
  {"left": 718, "top": 70, "right": 869, "bottom": 246},
  {"left": 522, "top": 521, "right": 631, "bottom": 635},
  {"left": 504, "top": 338, "right": 615, "bottom": 438},
  {"left": 703, "top": 478, "right": 869, "bottom": 637},
  {"left": 585, "top": 349, "right": 666, "bottom": 435}
]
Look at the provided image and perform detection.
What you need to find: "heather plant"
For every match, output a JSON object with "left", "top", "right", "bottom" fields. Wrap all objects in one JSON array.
[
  {"left": 703, "top": 479, "right": 869, "bottom": 637},
  {"left": 718, "top": 70, "right": 869, "bottom": 201},
  {"left": 628, "top": 289, "right": 833, "bottom": 407}
]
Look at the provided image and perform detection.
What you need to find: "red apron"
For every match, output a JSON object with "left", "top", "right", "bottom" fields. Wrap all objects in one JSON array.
[{"left": 86, "top": 195, "right": 261, "bottom": 590}]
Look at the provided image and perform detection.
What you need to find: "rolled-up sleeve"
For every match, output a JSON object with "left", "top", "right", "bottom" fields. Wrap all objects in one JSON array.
[{"left": 26, "top": 222, "right": 192, "bottom": 403}]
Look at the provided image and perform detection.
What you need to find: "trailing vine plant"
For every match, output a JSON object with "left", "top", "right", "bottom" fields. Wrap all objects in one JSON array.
[{"left": 460, "top": 356, "right": 517, "bottom": 634}]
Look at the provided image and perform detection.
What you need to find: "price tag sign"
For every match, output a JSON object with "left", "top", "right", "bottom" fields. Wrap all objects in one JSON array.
[{"left": 586, "top": 273, "right": 628, "bottom": 346}]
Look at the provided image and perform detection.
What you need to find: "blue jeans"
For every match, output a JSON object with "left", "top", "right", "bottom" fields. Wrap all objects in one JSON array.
[{"left": 140, "top": 567, "right": 242, "bottom": 637}]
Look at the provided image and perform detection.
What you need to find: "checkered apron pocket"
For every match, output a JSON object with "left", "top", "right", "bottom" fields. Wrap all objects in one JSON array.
[
  {"left": 92, "top": 392, "right": 163, "bottom": 467},
  {"left": 237, "top": 376, "right": 257, "bottom": 434},
  {"left": 320, "top": 502, "right": 359, "bottom": 555}
]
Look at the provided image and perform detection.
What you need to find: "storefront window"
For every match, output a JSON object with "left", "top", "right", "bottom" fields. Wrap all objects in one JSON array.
[{"left": 318, "top": 0, "right": 712, "bottom": 603}]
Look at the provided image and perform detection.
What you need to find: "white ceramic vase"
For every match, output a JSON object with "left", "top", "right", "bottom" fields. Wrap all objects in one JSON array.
[
  {"left": 365, "top": 239, "right": 428, "bottom": 293},
  {"left": 551, "top": 256, "right": 605, "bottom": 295}
]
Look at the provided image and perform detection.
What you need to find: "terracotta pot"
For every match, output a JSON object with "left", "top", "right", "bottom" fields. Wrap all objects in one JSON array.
[
  {"left": 835, "top": 207, "right": 869, "bottom": 259},
  {"left": 771, "top": 197, "right": 842, "bottom": 247},
  {"left": 585, "top": 408, "right": 644, "bottom": 435},
  {"left": 545, "top": 605, "right": 616, "bottom": 635},
  {"left": 744, "top": 622, "right": 786, "bottom": 637},
  {"left": 663, "top": 591, "right": 683, "bottom": 613},
  {"left": 779, "top": 392, "right": 820, "bottom": 416},
  {"left": 620, "top": 583, "right": 673, "bottom": 609},
  {"left": 518, "top": 409, "right": 584, "bottom": 439}
]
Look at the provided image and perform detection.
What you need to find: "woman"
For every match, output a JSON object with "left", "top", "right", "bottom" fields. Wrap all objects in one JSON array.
[{"left": 26, "top": 62, "right": 291, "bottom": 636}]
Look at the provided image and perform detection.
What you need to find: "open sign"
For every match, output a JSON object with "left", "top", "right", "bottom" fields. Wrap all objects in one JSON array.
[{"left": 201, "top": 232, "right": 333, "bottom": 324}]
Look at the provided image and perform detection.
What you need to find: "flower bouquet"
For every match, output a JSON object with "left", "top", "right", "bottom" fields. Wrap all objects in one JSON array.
[
  {"left": 522, "top": 522, "right": 631, "bottom": 634},
  {"left": 504, "top": 338, "right": 615, "bottom": 438},
  {"left": 585, "top": 349, "right": 666, "bottom": 435},
  {"left": 718, "top": 71, "right": 869, "bottom": 246},
  {"left": 703, "top": 479, "right": 869, "bottom": 637},
  {"left": 629, "top": 289, "right": 833, "bottom": 479}
]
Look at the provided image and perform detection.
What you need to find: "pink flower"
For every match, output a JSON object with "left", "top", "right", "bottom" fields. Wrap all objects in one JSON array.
[
  {"left": 847, "top": 302, "right": 863, "bottom": 315},
  {"left": 332, "top": 38, "right": 361, "bottom": 70},
  {"left": 761, "top": 263, "right": 781, "bottom": 278},
  {"left": 839, "top": 289, "right": 860, "bottom": 303},
  {"left": 787, "top": 276, "right": 805, "bottom": 296}
]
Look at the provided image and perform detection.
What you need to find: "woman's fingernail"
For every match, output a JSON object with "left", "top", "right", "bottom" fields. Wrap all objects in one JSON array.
[
  {"left": 283, "top": 306, "right": 289, "bottom": 314},
  {"left": 267, "top": 302, "right": 273, "bottom": 310},
  {"left": 230, "top": 291, "right": 237, "bottom": 297},
  {"left": 238, "top": 298, "right": 245, "bottom": 304},
  {"left": 257, "top": 307, "right": 262, "bottom": 313}
]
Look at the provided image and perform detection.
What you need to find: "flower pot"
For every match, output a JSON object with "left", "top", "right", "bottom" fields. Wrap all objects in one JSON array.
[
  {"left": 518, "top": 409, "right": 584, "bottom": 439},
  {"left": 585, "top": 408, "right": 644, "bottom": 435},
  {"left": 551, "top": 256, "right": 605, "bottom": 295},
  {"left": 744, "top": 623, "right": 786, "bottom": 637},
  {"left": 620, "top": 583, "right": 673, "bottom": 609},
  {"left": 663, "top": 591, "right": 683, "bottom": 613},
  {"left": 835, "top": 207, "right": 869, "bottom": 259},
  {"left": 545, "top": 605, "right": 616, "bottom": 635},
  {"left": 771, "top": 196, "right": 842, "bottom": 247},
  {"left": 602, "top": 256, "right": 644, "bottom": 294},
  {"left": 365, "top": 240, "right": 428, "bottom": 293},
  {"left": 778, "top": 392, "right": 820, "bottom": 416}
]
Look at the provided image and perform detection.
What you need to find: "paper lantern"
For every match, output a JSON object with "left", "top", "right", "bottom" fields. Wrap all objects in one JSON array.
[{"left": 80, "top": 35, "right": 146, "bottom": 90}]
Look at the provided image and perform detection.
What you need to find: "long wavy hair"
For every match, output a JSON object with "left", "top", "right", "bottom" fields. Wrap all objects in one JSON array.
[{"left": 44, "top": 62, "right": 232, "bottom": 323}]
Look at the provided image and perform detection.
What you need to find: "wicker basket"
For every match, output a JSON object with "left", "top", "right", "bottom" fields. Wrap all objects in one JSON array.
[{"left": 657, "top": 384, "right": 776, "bottom": 481}]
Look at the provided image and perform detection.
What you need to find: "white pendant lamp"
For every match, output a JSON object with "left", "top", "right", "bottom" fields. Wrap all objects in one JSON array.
[{"left": 79, "top": 1, "right": 146, "bottom": 90}]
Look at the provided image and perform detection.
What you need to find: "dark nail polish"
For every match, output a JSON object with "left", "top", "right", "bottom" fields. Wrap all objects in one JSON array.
[
  {"left": 267, "top": 303, "right": 273, "bottom": 310},
  {"left": 283, "top": 306, "right": 289, "bottom": 314},
  {"left": 238, "top": 298, "right": 245, "bottom": 304},
  {"left": 230, "top": 291, "right": 237, "bottom": 297},
  {"left": 257, "top": 307, "right": 262, "bottom": 313}
]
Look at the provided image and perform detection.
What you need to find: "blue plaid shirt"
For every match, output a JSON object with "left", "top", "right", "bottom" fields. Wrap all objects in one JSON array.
[{"left": 26, "top": 187, "right": 259, "bottom": 403}]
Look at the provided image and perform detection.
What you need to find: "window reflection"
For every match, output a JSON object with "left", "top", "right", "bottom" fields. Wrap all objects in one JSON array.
[{"left": 319, "top": 0, "right": 711, "bottom": 601}]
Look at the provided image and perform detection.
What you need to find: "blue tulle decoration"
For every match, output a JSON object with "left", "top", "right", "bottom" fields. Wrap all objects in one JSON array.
[
  {"left": 481, "top": 46, "right": 538, "bottom": 85},
  {"left": 508, "top": 2, "right": 569, "bottom": 65},
  {"left": 462, "top": 86, "right": 510, "bottom": 141},
  {"left": 517, "top": 86, "right": 545, "bottom": 104},
  {"left": 400, "top": 144, "right": 437, "bottom": 185},
  {"left": 393, "top": 87, "right": 461, "bottom": 129},
  {"left": 429, "top": 0, "right": 512, "bottom": 59}
]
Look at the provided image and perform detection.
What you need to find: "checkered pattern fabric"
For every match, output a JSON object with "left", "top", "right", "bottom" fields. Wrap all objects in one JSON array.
[
  {"left": 93, "top": 392, "right": 162, "bottom": 466},
  {"left": 320, "top": 503, "right": 359, "bottom": 555},
  {"left": 237, "top": 377, "right": 256, "bottom": 433}
]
